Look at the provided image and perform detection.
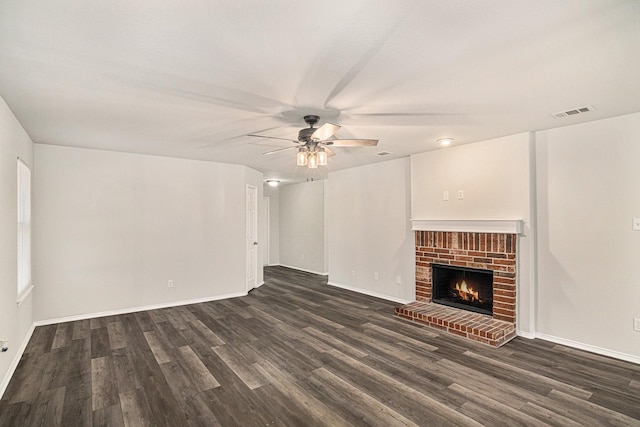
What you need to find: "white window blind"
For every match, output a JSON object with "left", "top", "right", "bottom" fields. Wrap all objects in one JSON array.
[{"left": 17, "top": 158, "right": 32, "bottom": 301}]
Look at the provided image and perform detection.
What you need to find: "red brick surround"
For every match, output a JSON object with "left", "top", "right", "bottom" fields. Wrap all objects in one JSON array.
[{"left": 395, "top": 230, "right": 517, "bottom": 347}]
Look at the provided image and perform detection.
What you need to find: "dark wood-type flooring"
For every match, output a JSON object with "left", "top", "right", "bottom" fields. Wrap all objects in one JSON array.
[{"left": 2, "top": 266, "right": 639, "bottom": 426}]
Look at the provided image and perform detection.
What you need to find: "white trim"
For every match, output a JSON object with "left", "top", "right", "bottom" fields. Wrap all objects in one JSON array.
[
  {"left": 527, "top": 131, "right": 539, "bottom": 336},
  {"left": 34, "top": 292, "right": 247, "bottom": 326},
  {"left": 0, "top": 323, "right": 36, "bottom": 399},
  {"left": 411, "top": 219, "right": 524, "bottom": 234},
  {"left": 16, "top": 284, "right": 34, "bottom": 306},
  {"left": 277, "top": 264, "right": 329, "bottom": 276},
  {"left": 327, "top": 281, "right": 412, "bottom": 304},
  {"left": 516, "top": 330, "right": 536, "bottom": 339},
  {"left": 535, "top": 332, "right": 640, "bottom": 365}
]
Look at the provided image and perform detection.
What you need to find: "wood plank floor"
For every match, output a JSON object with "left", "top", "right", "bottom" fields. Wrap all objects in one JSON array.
[{"left": 2, "top": 266, "right": 639, "bottom": 426}]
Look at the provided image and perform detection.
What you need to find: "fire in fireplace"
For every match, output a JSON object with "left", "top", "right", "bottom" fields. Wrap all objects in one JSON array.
[{"left": 432, "top": 264, "right": 493, "bottom": 315}]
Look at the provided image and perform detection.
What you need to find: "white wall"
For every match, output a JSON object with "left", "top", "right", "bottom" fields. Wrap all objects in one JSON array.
[
  {"left": 411, "top": 133, "right": 531, "bottom": 220},
  {"left": 0, "top": 97, "right": 34, "bottom": 396},
  {"left": 263, "top": 185, "right": 280, "bottom": 265},
  {"left": 410, "top": 133, "right": 535, "bottom": 334},
  {"left": 33, "top": 144, "right": 254, "bottom": 320},
  {"left": 328, "top": 158, "right": 415, "bottom": 303},
  {"left": 536, "top": 112, "right": 640, "bottom": 360},
  {"left": 279, "top": 180, "right": 327, "bottom": 274}
]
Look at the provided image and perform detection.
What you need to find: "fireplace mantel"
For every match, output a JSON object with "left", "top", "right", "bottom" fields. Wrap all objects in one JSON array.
[{"left": 410, "top": 219, "right": 523, "bottom": 235}]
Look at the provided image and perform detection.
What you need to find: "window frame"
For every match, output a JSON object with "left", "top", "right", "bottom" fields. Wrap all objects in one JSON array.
[{"left": 17, "top": 158, "right": 32, "bottom": 304}]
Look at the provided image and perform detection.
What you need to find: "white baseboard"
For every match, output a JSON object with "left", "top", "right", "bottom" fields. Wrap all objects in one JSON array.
[
  {"left": 34, "top": 291, "right": 248, "bottom": 327},
  {"left": 327, "top": 281, "right": 412, "bottom": 304},
  {"left": 534, "top": 332, "right": 640, "bottom": 365},
  {"left": 275, "top": 264, "right": 329, "bottom": 276},
  {"left": 0, "top": 322, "right": 36, "bottom": 399},
  {"left": 516, "top": 330, "right": 536, "bottom": 339}
]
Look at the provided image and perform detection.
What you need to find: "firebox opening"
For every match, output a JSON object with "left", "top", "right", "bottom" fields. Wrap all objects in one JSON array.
[{"left": 432, "top": 264, "right": 493, "bottom": 316}]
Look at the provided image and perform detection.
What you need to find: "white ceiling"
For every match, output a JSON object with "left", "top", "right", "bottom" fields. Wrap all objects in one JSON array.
[{"left": 1, "top": 1, "right": 639, "bottom": 184}]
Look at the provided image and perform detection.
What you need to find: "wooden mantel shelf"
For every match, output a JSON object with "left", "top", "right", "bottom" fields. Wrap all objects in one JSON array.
[{"left": 410, "top": 219, "right": 524, "bottom": 234}]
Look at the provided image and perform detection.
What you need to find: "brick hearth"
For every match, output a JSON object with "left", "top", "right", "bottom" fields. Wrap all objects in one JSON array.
[
  {"left": 395, "top": 230, "right": 518, "bottom": 347},
  {"left": 395, "top": 302, "right": 516, "bottom": 347}
]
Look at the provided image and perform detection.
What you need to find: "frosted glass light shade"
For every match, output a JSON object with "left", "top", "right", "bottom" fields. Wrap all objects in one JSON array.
[
  {"left": 308, "top": 152, "right": 318, "bottom": 169},
  {"left": 296, "top": 149, "right": 308, "bottom": 166},
  {"left": 317, "top": 149, "right": 327, "bottom": 166}
]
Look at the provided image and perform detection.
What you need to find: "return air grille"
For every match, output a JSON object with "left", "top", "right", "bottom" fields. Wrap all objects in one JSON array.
[{"left": 552, "top": 105, "right": 595, "bottom": 118}]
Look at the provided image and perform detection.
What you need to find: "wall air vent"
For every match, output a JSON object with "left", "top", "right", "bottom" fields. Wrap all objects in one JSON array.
[
  {"left": 376, "top": 151, "right": 391, "bottom": 156},
  {"left": 552, "top": 105, "right": 595, "bottom": 118}
]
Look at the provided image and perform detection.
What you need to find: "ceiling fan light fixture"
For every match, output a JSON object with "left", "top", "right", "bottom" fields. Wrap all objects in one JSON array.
[
  {"left": 317, "top": 148, "right": 327, "bottom": 166},
  {"left": 296, "top": 148, "right": 308, "bottom": 166},
  {"left": 266, "top": 179, "right": 280, "bottom": 187},
  {"left": 437, "top": 138, "right": 454, "bottom": 147},
  {"left": 308, "top": 152, "right": 319, "bottom": 169},
  {"left": 254, "top": 116, "right": 377, "bottom": 170}
]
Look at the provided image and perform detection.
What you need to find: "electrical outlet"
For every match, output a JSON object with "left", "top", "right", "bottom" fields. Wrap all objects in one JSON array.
[
  {"left": 1, "top": 339, "right": 8, "bottom": 352},
  {"left": 396, "top": 275, "right": 402, "bottom": 285},
  {"left": 443, "top": 191, "right": 449, "bottom": 201},
  {"left": 374, "top": 272, "right": 379, "bottom": 280},
  {"left": 351, "top": 270, "right": 356, "bottom": 278},
  {"left": 634, "top": 318, "right": 640, "bottom": 332},
  {"left": 168, "top": 280, "right": 174, "bottom": 288}
]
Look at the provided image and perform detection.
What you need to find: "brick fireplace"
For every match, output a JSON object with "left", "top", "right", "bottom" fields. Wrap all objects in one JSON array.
[{"left": 395, "top": 220, "right": 522, "bottom": 347}]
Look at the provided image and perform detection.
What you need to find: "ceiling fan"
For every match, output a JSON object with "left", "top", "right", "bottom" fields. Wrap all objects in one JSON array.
[{"left": 248, "top": 115, "right": 378, "bottom": 168}]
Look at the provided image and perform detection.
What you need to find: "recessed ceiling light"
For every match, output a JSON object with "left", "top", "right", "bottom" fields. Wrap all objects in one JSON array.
[
  {"left": 437, "top": 138, "right": 454, "bottom": 146},
  {"left": 266, "top": 179, "right": 280, "bottom": 187}
]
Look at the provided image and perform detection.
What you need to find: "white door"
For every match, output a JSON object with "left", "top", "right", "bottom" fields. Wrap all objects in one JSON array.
[{"left": 246, "top": 185, "right": 258, "bottom": 291}]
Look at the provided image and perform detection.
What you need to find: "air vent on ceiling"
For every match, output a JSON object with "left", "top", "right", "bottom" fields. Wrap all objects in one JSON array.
[
  {"left": 376, "top": 151, "right": 391, "bottom": 156},
  {"left": 552, "top": 105, "right": 595, "bottom": 118}
]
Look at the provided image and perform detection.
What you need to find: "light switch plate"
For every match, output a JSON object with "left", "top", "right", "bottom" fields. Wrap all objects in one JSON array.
[{"left": 633, "top": 218, "right": 640, "bottom": 231}]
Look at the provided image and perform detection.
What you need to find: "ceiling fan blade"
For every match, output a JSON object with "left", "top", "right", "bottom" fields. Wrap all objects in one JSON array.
[
  {"left": 324, "top": 139, "right": 378, "bottom": 147},
  {"left": 249, "top": 141, "right": 294, "bottom": 148},
  {"left": 263, "top": 146, "right": 299, "bottom": 155},
  {"left": 311, "top": 122, "right": 340, "bottom": 141},
  {"left": 248, "top": 134, "right": 299, "bottom": 144}
]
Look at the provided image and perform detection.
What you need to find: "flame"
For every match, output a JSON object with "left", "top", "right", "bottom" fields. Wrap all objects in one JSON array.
[{"left": 455, "top": 280, "right": 479, "bottom": 302}]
